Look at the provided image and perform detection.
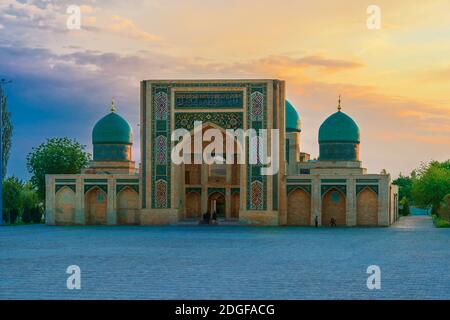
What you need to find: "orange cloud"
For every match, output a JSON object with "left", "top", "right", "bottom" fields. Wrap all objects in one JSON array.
[{"left": 110, "top": 15, "right": 160, "bottom": 41}]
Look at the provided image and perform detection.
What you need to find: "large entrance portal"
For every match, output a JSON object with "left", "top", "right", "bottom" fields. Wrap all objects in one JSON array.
[{"left": 180, "top": 124, "right": 242, "bottom": 221}]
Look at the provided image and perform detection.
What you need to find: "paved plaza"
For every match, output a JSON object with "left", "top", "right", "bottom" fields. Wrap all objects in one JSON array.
[{"left": 0, "top": 216, "right": 449, "bottom": 299}]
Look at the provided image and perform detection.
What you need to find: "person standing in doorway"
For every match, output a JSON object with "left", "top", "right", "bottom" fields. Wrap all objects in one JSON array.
[{"left": 314, "top": 215, "right": 319, "bottom": 228}]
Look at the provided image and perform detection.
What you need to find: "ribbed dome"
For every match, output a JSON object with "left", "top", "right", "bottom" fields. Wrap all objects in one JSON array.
[
  {"left": 285, "top": 100, "right": 301, "bottom": 132},
  {"left": 92, "top": 112, "right": 132, "bottom": 145},
  {"left": 318, "top": 110, "right": 359, "bottom": 143}
]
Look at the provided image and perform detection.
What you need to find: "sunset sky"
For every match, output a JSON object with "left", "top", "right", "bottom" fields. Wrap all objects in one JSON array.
[{"left": 1, "top": 0, "right": 449, "bottom": 179}]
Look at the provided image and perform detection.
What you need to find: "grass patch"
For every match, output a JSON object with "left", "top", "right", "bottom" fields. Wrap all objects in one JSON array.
[{"left": 432, "top": 215, "right": 450, "bottom": 228}]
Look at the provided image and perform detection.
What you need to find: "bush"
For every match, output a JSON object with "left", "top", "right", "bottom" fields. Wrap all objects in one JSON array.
[
  {"left": 437, "top": 194, "right": 450, "bottom": 220},
  {"left": 20, "top": 183, "right": 41, "bottom": 223},
  {"left": 31, "top": 206, "right": 43, "bottom": 223},
  {"left": 432, "top": 215, "right": 450, "bottom": 228},
  {"left": 2, "top": 178, "right": 42, "bottom": 224},
  {"left": 399, "top": 197, "right": 410, "bottom": 216},
  {"left": 2, "top": 177, "right": 22, "bottom": 223}
]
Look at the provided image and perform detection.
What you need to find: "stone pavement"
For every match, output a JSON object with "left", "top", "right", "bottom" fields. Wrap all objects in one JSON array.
[{"left": 0, "top": 215, "right": 449, "bottom": 300}]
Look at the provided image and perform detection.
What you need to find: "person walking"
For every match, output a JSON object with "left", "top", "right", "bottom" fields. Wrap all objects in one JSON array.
[{"left": 330, "top": 217, "right": 337, "bottom": 227}]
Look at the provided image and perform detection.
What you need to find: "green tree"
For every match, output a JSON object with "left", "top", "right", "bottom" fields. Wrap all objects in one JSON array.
[
  {"left": 411, "top": 160, "right": 450, "bottom": 215},
  {"left": 20, "top": 182, "right": 41, "bottom": 223},
  {"left": 26, "top": 137, "right": 91, "bottom": 202},
  {"left": 393, "top": 173, "right": 414, "bottom": 202},
  {"left": 2, "top": 176, "right": 22, "bottom": 223},
  {"left": 437, "top": 194, "right": 450, "bottom": 220},
  {"left": 1, "top": 93, "right": 13, "bottom": 177}
]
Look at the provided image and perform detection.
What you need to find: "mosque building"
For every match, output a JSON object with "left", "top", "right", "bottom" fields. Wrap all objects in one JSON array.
[{"left": 45, "top": 79, "right": 398, "bottom": 226}]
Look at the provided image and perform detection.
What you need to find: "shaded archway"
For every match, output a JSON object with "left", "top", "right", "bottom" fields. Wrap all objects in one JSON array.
[
  {"left": 231, "top": 192, "right": 240, "bottom": 219},
  {"left": 287, "top": 188, "right": 311, "bottom": 226},
  {"left": 117, "top": 187, "right": 139, "bottom": 225},
  {"left": 55, "top": 186, "right": 75, "bottom": 224},
  {"left": 322, "top": 188, "right": 346, "bottom": 226},
  {"left": 185, "top": 192, "right": 201, "bottom": 219},
  {"left": 357, "top": 187, "right": 378, "bottom": 226},
  {"left": 85, "top": 187, "right": 107, "bottom": 225},
  {"left": 208, "top": 192, "right": 225, "bottom": 218}
]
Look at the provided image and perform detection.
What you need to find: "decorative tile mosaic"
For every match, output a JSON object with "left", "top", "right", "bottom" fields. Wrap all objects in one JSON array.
[
  {"left": 155, "top": 135, "right": 168, "bottom": 165},
  {"left": 246, "top": 85, "right": 268, "bottom": 210},
  {"left": 174, "top": 112, "right": 243, "bottom": 131},
  {"left": 155, "top": 179, "right": 168, "bottom": 208},
  {"left": 55, "top": 184, "right": 76, "bottom": 194},
  {"left": 116, "top": 184, "right": 139, "bottom": 194},
  {"left": 84, "top": 184, "right": 108, "bottom": 194},
  {"left": 154, "top": 91, "right": 168, "bottom": 120},
  {"left": 208, "top": 188, "right": 226, "bottom": 196},
  {"left": 250, "top": 180, "right": 264, "bottom": 210},
  {"left": 151, "top": 86, "right": 171, "bottom": 209},
  {"left": 321, "top": 185, "right": 346, "bottom": 197},
  {"left": 356, "top": 185, "right": 378, "bottom": 195},
  {"left": 287, "top": 185, "right": 311, "bottom": 195},
  {"left": 146, "top": 81, "right": 270, "bottom": 211},
  {"left": 174, "top": 91, "right": 243, "bottom": 109}
]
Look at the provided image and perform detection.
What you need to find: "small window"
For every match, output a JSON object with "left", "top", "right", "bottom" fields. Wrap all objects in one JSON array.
[
  {"left": 210, "top": 164, "right": 226, "bottom": 177},
  {"left": 300, "top": 169, "right": 310, "bottom": 174},
  {"left": 97, "top": 190, "right": 104, "bottom": 202},
  {"left": 331, "top": 191, "right": 340, "bottom": 204}
]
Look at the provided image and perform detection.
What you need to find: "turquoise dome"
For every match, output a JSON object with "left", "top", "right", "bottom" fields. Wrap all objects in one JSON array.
[
  {"left": 92, "top": 112, "right": 132, "bottom": 145},
  {"left": 285, "top": 100, "right": 301, "bottom": 132},
  {"left": 318, "top": 110, "right": 359, "bottom": 143},
  {"left": 318, "top": 108, "right": 360, "bottom": 161}
]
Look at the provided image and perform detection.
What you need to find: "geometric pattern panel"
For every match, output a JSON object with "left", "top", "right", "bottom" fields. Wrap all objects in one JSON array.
[
  {"left": 246, "top": 85, "right": 267, "bottom": 210},
  {"left": 151, "top": 86, "right": 171, "bottom": 209},
  {"left": 155, "top": 135, "right": 168, "bottom": 165},
  {"left": 249, "top": 180, "right": 264, "bottom": 210},
  {"left": 250, "top": 91, "right": 264, "bottom": 121},
  {"left": 154, "top": 179, "right": 168, "bottom": 209},
  {"left": 154, "top": 92, "right": 168, "bottom": 120}
]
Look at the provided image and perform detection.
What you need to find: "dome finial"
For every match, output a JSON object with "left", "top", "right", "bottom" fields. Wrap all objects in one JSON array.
[
  {"left": 111, "top": 97, "right": 116, "bottom": 113},
  {"left": 337, "top": 95, "right": 342, "bottom": 112}
]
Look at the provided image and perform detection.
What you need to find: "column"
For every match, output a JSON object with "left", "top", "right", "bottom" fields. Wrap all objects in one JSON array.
[
  {"left": 106, "top": 176, "right": 116, "bottom": 225},
  {"left": 378, "top": 176, "right": 389, "bottom": 226},
  {"left": 311, "top": 176, "right": 321, "bottom": 226},
  {"left": 347, "top": 178, "right": 357, "bottom": 226},
  {"left": 75, "top": 176, "right": 85, "bottom": 225},
  {"left": 201, "top": 164, "right": 208, "bottom": 214},
  {"left": 45, "top": 176, "right": 55, "bottom": 225}
]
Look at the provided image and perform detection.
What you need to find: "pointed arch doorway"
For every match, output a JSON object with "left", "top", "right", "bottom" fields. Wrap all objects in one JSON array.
[{"left": 208, "top": 192, "right": 225, "bottom": 218}]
